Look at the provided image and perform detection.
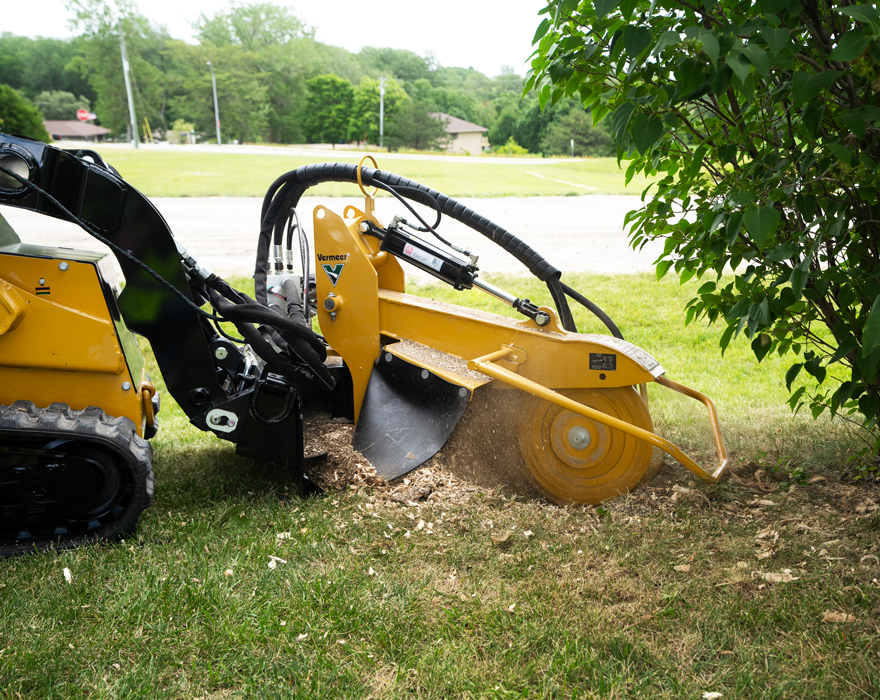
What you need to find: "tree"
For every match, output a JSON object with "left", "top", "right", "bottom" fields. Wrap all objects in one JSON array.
[
  {"left": 511, "top": 97, "right": 568, "bottom": 153},
  {"left": 540, "top": 108, "right": 613, "bottom": 157},
  {"left": 496, "top": 136, "right": 529, "bottom": 156},
  {"left": 488, "top": 105, "right": 519, "bottom": 147},
  {"left": 68, "top": 0, "right": 168, "bottom": 136},
  {"left": 385, "top": 103, "right": 449, "bottom": 151},
  {"left": 0, "top": 34, "right": 94, "bottom": 102},
  {"left": 196, "top": 2, "right": 313, "bottom": 51},
  {"left": 0, "top": 84, "right": 50, "bottom": 141},
  {"left": 528, "top": 1, "right": 880, "bottom": 443},
  {"left": 164, "top": 42, "right": 268, "bottom": 143},
  {"left": 357, "top": 47, "right": 432, "bottom": 83},
  {"left": 301, "top": 74, "right": 353, "bottom": 143},
  {"left": 348, "top": 76, "right": 409, "bottom": 144},
  {"left": 34, "top": 91, "right": 91, "bottom": 120}
]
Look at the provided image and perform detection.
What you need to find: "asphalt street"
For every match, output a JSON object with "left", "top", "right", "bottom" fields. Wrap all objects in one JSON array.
[{"left": 2, "top": 194, "right": 664, "bottom": 284}]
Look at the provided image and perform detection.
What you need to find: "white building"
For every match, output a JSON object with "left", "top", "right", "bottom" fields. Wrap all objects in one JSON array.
[{"left": 428, "top": 112, "right": 489, "bottom": 155}]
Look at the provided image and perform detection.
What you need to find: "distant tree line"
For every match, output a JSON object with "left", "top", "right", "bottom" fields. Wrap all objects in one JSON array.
[{"left": 0, "top": 0, "right": 612, "bottom": 156}]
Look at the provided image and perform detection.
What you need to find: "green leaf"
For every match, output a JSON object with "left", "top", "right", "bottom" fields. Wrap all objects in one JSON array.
[
  {"left": 766, "top": 242, "right": 800, "bottom": 262},
  {"left": 727, "top": 53, "right": 752, "bottom": 83},
  {"left": 758, "top": 0, "right": 790, "bottom": 13},
  {"left": 842, "top": 106, "right": 871, "bottom": 138},
  {"left": 594, "top": 0, "right": 621, "bottom": 19},
  {"left": 726, "top": 211, "right": 743, "bottom": 245},
  {"left": 656, "top": 259, "right": 674, "bottom": 280},
  {"left": 801, "top": 100, "right": 825, "bottom": 137},
  {"left": 729, "top": 191, "right": 757, "bottom": 207},
  {"left": 623, "top": 26, "right": 653, "bottom": 59},
  {"left": 699, "top": 32, "right": 720, "bottom": 64},
  {"left": 742, "top": 44, "right": 770, "bottom": 78},
  {"left": 828, "top": 29, "right": 869, "bottom": 61},
  {"left": 837, "top": 5, "right": 880, "bottom": 32},
  {"left": 743, "top": 205, "right": 781, "bottom": 249},
  {"left": 675, "top": 58, "right": 706, "bottom": 99},
  {"left": 826, "top": 140, "right": 853, "bottom": 164},
  {"left": 751, "top": 297, "right": 771, "bottom": 326},
  {"left": 785, "top": 363, "right": 802, "bottom": 391},
  {"left": 653, "top": 31, "right": 681, "bottom": 56},
  {"left": 719, "top": 322, "right": 736, "bottom": 355},
  {"left": 761, "top": 27, "right": 790, "bottom": 56},
  {"left": 791, "top": 70, "right": 844, "bottom": 106},
  {"left": 790, "top": 260, "right": 810, "bottom": 300},
  {"left": 611, "top": 101, "right": 636, "bottom": 140},
  {"left": 829, "top": 336, "right": 859, "bottom": 364},
  {"left": 752, "top": 333, "right": 773, "bottom": 362},
  {"left": 717, "top": 143, "right": 737, "bottom": 164},
  {"left": 709, "top": 63, "right": 733, "bottom": 95},
  {"left": 631, "top": 114, "right": 663, "bottom": 154},
  {"left": 532, "top": 17, "right": 553, "bottom": 45},
  {"left": 862, "top": 293, "right": 880, "bottom": 357},
  {"left": 698, "top": 281, "right": 717, "bottom": 294},
  {"left": 619, "top": 0, "right": 639, "bottom": 20},
  {"left": 804, "top": 355, "right": 827, "bottom": 384}
]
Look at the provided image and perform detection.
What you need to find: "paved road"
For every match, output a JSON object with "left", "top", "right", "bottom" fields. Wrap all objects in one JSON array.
[{"left": 1, "top": 195, "right": 664, "bottom": 283}]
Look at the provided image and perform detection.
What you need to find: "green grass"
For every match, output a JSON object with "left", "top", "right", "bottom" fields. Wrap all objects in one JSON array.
[
  {"left": 71, "top": 148, "right": 655, "bottom": 198},
  {"left": 3, "top": 273, "right": 878, "bottom": 699}
]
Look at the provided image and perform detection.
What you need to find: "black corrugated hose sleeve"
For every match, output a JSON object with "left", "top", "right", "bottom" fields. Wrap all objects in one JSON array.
[{"left": 255, "top": 163, "right": 566, "bottom": 309}]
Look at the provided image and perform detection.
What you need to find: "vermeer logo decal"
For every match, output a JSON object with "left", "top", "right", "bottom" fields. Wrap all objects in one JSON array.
[{"left": 322, "top": 263, "right": 345, "bottom": 286}]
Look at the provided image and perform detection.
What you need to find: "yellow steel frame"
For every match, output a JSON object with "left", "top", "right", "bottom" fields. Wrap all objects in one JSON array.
[
  {"left": 313, "top": 157, "right": 729, "bottom": 485},
  {"left": 0, "top": 253, "right": 150, "bottom": 436}
]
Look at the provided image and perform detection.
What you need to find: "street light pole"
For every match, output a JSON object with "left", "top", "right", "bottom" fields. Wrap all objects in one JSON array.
[
  {"left": 207, "top": 61, "right": 221, "bottom": 145},
  {"left": 119, "top": 31, "right": 138, "bottom": 149},
  {"left": 379, "top": 76, "right": 386, "bottom": 149}
]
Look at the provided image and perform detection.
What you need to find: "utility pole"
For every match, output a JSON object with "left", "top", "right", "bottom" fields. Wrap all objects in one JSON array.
[
  {"left": 379, "top": 76, "right": 386, "bottom": 149},
  {"left": 207, "top": 61, "right": 221, "bottom": 145},
  {"left": 119, "top": 30, "right": 138, "bottom": 149}
]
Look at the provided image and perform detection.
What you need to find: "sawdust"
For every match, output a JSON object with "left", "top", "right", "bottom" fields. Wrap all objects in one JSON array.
[{"left": 300, "top": 407, "right": 880, "bottom": 523}]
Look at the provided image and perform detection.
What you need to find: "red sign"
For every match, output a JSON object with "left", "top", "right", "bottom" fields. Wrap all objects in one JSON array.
[{"left": 76, "top": 109, "right": 90, "bottom": 121}]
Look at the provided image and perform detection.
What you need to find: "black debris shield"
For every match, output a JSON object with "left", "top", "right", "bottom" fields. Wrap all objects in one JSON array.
[{"left": 353, "top": 352, "right": 472, "bottom": 480}]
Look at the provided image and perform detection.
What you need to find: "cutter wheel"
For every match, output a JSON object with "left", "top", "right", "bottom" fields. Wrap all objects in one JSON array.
[
  {"left": 438, "top": 383, "right": 659, "bottom": 506},
  {"left": 0, "top": 402, "right": 153, "bottom": 555},
  {"left": 518, "top": 387, "right": 654, "bottom": 505}
]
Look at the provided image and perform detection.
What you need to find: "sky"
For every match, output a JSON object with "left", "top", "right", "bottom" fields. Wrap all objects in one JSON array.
[{"left": 4, "top": 0, "right": 547, "bottom": 77}]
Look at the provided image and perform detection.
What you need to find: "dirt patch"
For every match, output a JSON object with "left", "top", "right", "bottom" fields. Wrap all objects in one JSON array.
[{"left": 302, "top": 407, "right": 880, "bottom": 523}]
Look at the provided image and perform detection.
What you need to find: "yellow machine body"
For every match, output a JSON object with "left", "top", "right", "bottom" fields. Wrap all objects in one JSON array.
[
  {"left": 0, "top": 246, "right": 153, "bottom": 437},
  {"left": 314, "top": 194, "right": 728, "bottom": 504}
]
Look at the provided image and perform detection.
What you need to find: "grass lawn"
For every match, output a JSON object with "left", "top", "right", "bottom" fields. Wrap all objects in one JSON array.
[
  {"left": 2, "top": 273, "right": 878, "bottom": 699},
  {"left": 72, "top": 148, "right": 656, "bottom": 198}
]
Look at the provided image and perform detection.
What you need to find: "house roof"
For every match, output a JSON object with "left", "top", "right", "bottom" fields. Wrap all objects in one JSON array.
[
  {"left": 44, "top": 121, "right": 111, "bottom": 137},
  {"left": 428, "top": 112, "right": 488, "bottom": 134}
]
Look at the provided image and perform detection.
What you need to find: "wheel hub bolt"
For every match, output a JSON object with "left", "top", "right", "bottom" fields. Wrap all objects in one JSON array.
[{"left": 568, "top": 426, "right": 591, "bottom": 450}]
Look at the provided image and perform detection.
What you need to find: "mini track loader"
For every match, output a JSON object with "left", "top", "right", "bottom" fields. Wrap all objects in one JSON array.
[{"left": 0, "top": 136, "right": 728, "bottom": 554}]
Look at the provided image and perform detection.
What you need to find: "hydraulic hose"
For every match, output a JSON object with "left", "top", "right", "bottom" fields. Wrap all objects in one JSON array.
[{"left": 255, "top": 163, "right": 562, "bottom": 302}]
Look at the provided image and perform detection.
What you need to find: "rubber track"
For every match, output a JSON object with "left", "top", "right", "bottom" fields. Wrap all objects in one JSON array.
[{"left": 0, "top": 401, "right": 154, "bottom": 555}]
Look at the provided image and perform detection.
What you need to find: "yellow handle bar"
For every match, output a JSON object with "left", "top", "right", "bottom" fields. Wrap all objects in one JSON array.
[{"left": 468, "top": 348, "right": 729, "bottom": 484}]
